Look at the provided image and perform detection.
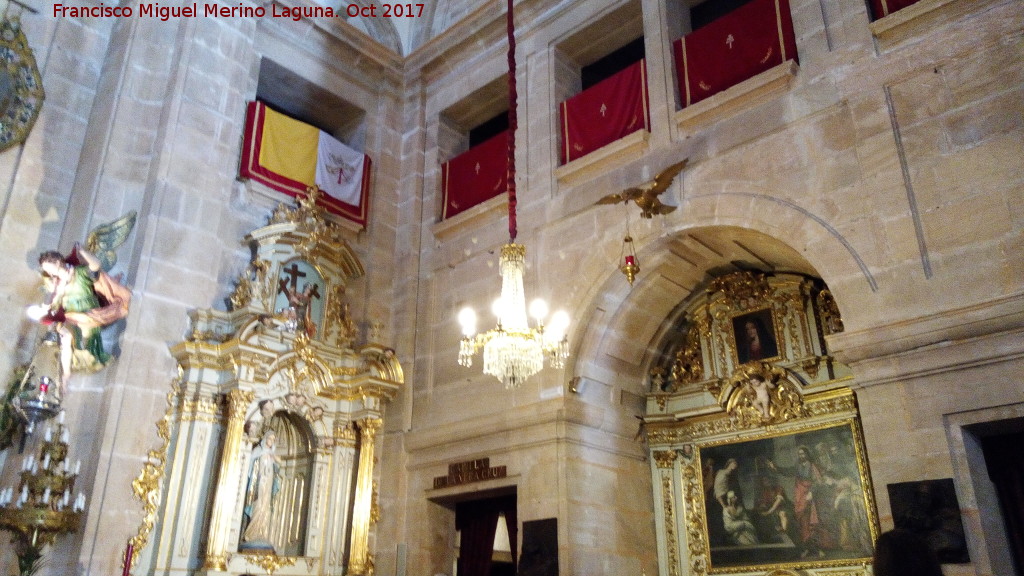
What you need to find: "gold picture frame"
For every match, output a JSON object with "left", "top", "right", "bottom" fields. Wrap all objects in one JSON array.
[
  {"left": 690, "top": 417, "right": 879, "bottom": 573},
  {"left": 0, "top": 16, "right": 44, "bottom": 152},
  {"left": 730, "top": 307, "right": 782, "bottom": 366}
]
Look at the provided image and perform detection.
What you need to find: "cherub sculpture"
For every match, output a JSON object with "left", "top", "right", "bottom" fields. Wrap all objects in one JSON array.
[{"left": 26, "top": 212, "right": 136, "bottom": 388}]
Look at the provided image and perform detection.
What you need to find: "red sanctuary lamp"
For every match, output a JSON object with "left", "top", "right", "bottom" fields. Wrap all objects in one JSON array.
[{"left": 621, "top": 235, "right": 640, "bottom": 286}]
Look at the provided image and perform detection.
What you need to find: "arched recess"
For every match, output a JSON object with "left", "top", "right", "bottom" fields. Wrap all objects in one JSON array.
[{"left": 567, "top": 225, "right": 836, "bottom": 399}]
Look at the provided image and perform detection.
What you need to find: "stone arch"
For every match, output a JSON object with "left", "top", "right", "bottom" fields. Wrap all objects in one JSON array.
[{"left": 565, "top": 224, "right": 845, "bottom": 399}]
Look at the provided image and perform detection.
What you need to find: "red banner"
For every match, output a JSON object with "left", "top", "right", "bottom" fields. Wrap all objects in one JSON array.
[
  {"left": 441, "top": 130, "right": 509, "bottom": 220},
  {"left": 868, "top": 0, "right": 922, "bottom": 19},
  {"left": 673, "top": 0, "right": 797, "bottom": 108},
  {"left": 239, "top": 101, "right": 371, "bottom": 228},
  {"left": 560, "top": 60, "right": 649, "bottom": 164}
]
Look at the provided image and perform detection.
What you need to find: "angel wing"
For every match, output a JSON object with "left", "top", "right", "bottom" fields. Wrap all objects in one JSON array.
[{"left": 85, "top": 211, "right": 137, "bottom": 272}]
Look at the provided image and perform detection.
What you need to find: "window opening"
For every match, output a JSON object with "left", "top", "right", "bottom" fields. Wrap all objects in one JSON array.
[{"left": 581, "top": 37, "right": 646, "bottom": 89}]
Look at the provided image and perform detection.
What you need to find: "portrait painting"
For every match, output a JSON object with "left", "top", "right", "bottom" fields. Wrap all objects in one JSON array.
[
  {"left": 696, "top": 421, "right": 877, "bottom": 572},
  {"left": 273, "top": 259, "right": 325, "bottom": 338},
  {"left": 731, "top": 308, "right": 780, "bottom": 365},
  {"left": 887, "top": 478, "right": 970, "bottom": 563}
]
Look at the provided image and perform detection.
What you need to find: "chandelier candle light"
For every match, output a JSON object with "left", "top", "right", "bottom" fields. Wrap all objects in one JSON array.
[{"left": 456, "top": 0, "right": 570, "bottom": 388}]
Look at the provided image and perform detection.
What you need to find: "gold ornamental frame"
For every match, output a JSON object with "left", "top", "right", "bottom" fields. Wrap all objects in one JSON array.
[
  {"left": 0, "top": 15, "right": 43, "bottom": 152},
  {"left": 681, "top": 400, "right": 879, "bottom": 574},
  {"left": 729, "top": 306, "right": 783, "bottom": 367}
]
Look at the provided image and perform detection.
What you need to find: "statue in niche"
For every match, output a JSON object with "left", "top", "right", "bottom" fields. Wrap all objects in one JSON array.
[
  {"left": 241, "top": 429, "right": 283, "bottom": 552},
  {"left": 244, "top": 399, "right": 276, "bottom": 439},
  {"left": 25, "top": 213, "right": 136, "bottom": 387}
]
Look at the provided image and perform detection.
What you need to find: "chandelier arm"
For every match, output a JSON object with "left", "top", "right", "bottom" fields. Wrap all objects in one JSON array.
[{"left": 506, "top": 0, "right": 518, "bottom": 242}]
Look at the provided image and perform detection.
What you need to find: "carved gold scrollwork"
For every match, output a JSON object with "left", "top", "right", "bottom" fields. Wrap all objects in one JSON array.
[
  {"left": 291, "top": 333, "right": 330, "bottom": 393},
  {"left": 708, "top": 271, "right": 772, "bottom": 311},
  {"left": 130, "top": 380, "right": 182, "bottom": 571},
  {"left": 243, "top": 551, "right": 298, "bottom": 576},
  {"left": 228, "top": 275, "right": 253, "bottom": 312},
  {"left": 722, "top": 362, "right": 808, "bottom": 428},
  {"left": 370, "top": 481, "right": 381, "bottom": 525},
  {"left": 326, "top": 283, "right": 357, "bottom": 348},
  {"left": 653, "top": 450, "right": 678, "bottom": 469},
  {"left": 816, "top": 288, "right": 844, "bottom": 335},
  {"left": 229, "top": 258, "right": 270, "bottom": 312},
  {"left": 661, "top": 474, "right": 680, "bottom": 576},
  {"left": 666, "top": 325, "right": 704, "bottom": 392},
  {"left": 680, "top": 461, "right": 707, "bottom": 576}
]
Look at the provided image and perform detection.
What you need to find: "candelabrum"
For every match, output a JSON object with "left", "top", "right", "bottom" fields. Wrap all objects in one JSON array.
[{"left": 0, "top": 412, "right": 85, "bottom": 575}]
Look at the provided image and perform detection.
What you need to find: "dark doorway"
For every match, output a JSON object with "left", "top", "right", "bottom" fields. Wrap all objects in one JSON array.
[
  {"left": 981, "top": 430, "right": 1024, "bottom": 576},
  {"left": 455, "top": 494, "right": 518, "bottom": 576}
]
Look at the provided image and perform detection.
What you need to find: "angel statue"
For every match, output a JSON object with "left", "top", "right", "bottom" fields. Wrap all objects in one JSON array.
[{"left": 25, "top": 212, "right": 136, "bottom": 389}]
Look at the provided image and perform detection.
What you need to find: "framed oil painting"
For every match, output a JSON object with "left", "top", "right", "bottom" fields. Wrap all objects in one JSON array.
[
  {"left": 731, "top": 308, "right": 780, "bottom": 365},
  {"left": 695, "top": 419, "right": 878, "bottom": 572}
]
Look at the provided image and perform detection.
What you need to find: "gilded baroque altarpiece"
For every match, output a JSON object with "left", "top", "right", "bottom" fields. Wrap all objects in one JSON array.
[
  {"left": 645, "top": 272, "right": 877, "bottom": 576},
  {"left": 130, "top": 191, "right": 402, "bottom": 576}
]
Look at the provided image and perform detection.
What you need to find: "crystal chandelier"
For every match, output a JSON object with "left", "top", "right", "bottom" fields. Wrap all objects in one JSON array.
[{"left": 456, "top": 0, "right": 570, "bottom": 388}]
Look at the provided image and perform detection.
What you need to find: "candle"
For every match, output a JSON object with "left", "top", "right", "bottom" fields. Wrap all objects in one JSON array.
[
  {"left": 62, "top": 428, "right": 69, "bottom": 443},
  {"left": 45, "top": 427, "right": 52, "bottom": 442},
  {"left": 75, "top": 460, "right": 81, "bottom": 474},
  {"left": 43, "top": 453, "right": 50, "bottom": 470},
  {"left": 59, "top": 411, "right": 65, "bottom": 424},
  {"left": 625, "top": 255, "right": 636, "bottom": 266}
]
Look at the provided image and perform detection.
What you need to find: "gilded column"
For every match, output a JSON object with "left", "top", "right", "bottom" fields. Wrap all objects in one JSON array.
[
  {"left": 347, "top": 417, "right": 382, "bottom": 575},
  {"left": 652, "top": 450, "right": 681, "bottom": 576},
  {"left": 203, "top": 389, "right": 255, "bottom": 570}
]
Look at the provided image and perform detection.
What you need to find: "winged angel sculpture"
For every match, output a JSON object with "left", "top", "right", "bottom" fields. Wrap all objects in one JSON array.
[
  {"left": 595, "top": 159, "right": 687, "bottom": 218},
  {"left": 26, "top": 212, "right": 137, "bottom": 386}
]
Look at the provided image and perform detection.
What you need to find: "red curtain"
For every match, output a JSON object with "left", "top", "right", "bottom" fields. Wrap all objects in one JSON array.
[
  {"left": 441, "top": 130, "right": 509, "bottom": 220},
  {"left": 560, "top": 59, "right": 649, "bottom": 164},
  {"left": 868, "top": 0, "right": 923, "bottom": 20},
  {"left": 673, "top": 0, "right": 797, "bottom": 108},
  {"left": 456, "top": 496, "right": 518, "bottom": 576}
]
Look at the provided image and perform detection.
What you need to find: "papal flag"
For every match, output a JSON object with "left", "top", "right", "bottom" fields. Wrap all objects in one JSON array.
[
  {"left": 240, "top": 100, "right": 371, "bottom": 227},
  {"left": 673, "top": 0, "right": 797, "bottom": 108}
]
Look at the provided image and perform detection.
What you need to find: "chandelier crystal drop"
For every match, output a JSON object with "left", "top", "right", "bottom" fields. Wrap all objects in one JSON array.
[{"left": 458, "top": 245, "right": 569, "bottom": 389}]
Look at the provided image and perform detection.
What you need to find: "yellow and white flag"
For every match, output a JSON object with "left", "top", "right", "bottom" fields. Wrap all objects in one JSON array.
[{"left": 240, "top": 101, "right": 371, "bottom": 227}]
